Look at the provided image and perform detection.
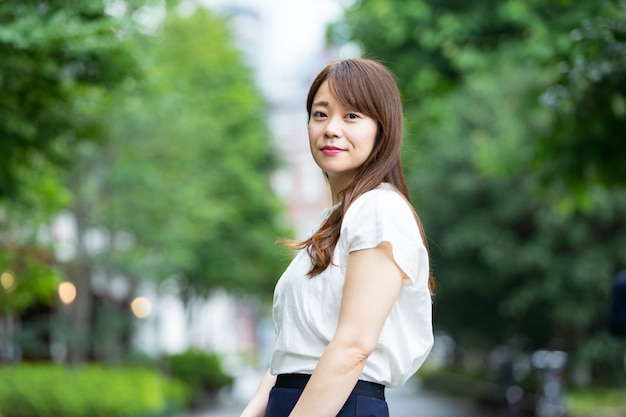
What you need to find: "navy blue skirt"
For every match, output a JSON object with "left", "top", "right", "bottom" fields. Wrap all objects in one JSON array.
[{"left": 265, "top": 386, "right": 389, "bottom": 417}]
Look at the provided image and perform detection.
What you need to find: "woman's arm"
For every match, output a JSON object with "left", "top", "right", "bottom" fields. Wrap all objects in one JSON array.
[
  {"left": 288, "top": 241, "right": 404, "bottom": 417},
  {"left": 239, "top": 369, "right": 276, "bottom": 417}
]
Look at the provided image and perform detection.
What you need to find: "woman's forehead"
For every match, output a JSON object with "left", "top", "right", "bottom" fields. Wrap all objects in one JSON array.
[{"left": 325, "top": 78, "right": 361, "bottom": 110}]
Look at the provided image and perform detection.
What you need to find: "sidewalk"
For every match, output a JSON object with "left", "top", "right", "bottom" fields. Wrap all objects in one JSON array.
[
  {"left": 176, "top": 380, "right": 497, "bottom": 417},
  {"left": 387, "top": 383, "right": 496, "bottom": 417}
]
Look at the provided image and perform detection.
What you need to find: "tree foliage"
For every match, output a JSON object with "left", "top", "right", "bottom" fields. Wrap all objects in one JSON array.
[
  {"left": 0, "top": 0, "right": 147, "bottom": 329},
  {"left": 1, "top": 2, "right": 290, "bottom": 363},
  {"left": 47, "top": 6, "right": 292, "bottom": 362},
  {"left": 98, "top": 7, "right": 290, "bottom": 297},
  {"left": 0, "top": 0, "right": 146, "bottom": 200},
  {"left": 538, "top": 5, "right": 626, "bottom": 193}
]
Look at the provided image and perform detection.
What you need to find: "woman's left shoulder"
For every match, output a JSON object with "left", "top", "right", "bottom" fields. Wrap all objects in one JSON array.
[
  {"left": 349, "top": 183, "right": 414, "bottom": 217},
  {"left": 341, "top": 184, "right": 427, "bottom": 280}
]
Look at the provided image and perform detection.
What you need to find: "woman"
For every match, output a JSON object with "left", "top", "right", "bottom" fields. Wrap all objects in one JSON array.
[{"left": 240, "top": 58, "right": 434, "bottom": 417}]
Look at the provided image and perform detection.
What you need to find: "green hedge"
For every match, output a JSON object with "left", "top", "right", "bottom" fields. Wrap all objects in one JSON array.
[
  {"left": 567, "top": 389, "right": 626, "bottom": 417},
  {"left": 0, "top": 364, "right": 190, "bottom": 417},
  {"left": 166, "top": 350, "right": 234, "bottom": 392},
  {"left": 164, "top": 350, "right": 234, "bottom": 409}
]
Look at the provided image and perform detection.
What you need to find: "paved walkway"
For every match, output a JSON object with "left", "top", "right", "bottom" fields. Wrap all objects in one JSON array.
[
  {"left": 387, "top": 384, "right": 495, "bottom": 417},
  {"left": 177, "top": 382, "right": 497, "bottom": 417}
]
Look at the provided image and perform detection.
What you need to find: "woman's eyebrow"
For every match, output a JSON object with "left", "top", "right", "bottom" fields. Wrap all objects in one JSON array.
[{"left": 312, "top": 100, "right": 329, "bottom": 107}]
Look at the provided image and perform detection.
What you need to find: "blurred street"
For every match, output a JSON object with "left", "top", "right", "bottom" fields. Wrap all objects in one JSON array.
[{"left": 176, "top": 380, "right": 497, "bottom": 417}]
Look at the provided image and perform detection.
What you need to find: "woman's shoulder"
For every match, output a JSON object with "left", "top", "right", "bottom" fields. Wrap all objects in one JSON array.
[
  {"left": 340, "top": 183, "right": 426, "bottom": 268},
  {"left": 348, "top": 183, "right": 413, "bottom": 215}
]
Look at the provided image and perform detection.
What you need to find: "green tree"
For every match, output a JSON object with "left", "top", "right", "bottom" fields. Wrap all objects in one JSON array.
[
  {"left": 332, "top": 0, "right": 602, "bottom": 98},
  {"left": 0, "top": 0, "right": 146, "bottom": 200},
  {"left": 1, "top": 2, "right": 289, "bottom": 364},
  {"left": 537, "top": 3, "right": 626, "bottom": 196},
  {"left": 55, "top": 6, "right": 290, "bottom": 362},
  {"left": 100, "top": 7, "right": 290, "bottom": 296},
  {"left": 0, "top": 0, "right": 147, "bottom": 362},
  {"left": 0, "top": 160, "right": 68, "bottom": 318}
]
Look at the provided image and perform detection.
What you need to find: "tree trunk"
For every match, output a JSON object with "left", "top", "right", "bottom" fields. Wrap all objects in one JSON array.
[{"left": 66, "top": 176, "right": 94, "bottom": 365}]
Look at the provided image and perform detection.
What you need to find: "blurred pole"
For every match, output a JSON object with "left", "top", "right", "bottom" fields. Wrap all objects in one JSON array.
[{"left": 66, "top": 167, "right": 94, "bottom": 365}]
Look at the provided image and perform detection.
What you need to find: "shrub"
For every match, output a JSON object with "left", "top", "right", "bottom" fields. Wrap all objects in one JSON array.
[
  {"left": 0, "top": 363, "right": 190, "bottom": 417},
  {"left": 165, "top": 350, "right": 234, "bottom": 407}
]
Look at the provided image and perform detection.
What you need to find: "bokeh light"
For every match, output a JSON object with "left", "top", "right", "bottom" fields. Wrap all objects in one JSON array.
[
  {"left": 58, "top": 281, "right": 77, "bottom": 304},
  {"left": 1, "top": 270, "right": 16, "bottom": 293},
  {"left": 130, "top": 296, "right": 152, "bottom": 319}
]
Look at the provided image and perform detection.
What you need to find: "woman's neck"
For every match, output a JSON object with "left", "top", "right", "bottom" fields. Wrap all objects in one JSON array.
[{"left": 327, "top": 175, "right": 354, "bottom": 205}]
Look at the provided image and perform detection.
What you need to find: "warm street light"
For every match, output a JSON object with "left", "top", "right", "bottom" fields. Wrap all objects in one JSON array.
[
  {"left": 58, "top": 281, "right": 77, "bottom": 304},
  {"left": 1, "top": 270, "right": 16, "bottom": 293},
  {"left": 130, "top": 296, "right": 152, "bottom": 319}
]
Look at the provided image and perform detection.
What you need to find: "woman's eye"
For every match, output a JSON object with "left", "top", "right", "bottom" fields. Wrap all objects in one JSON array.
[
  {"left": 312, "top": 111, "right": 326, "bottom": 118},
  {"left": 346, "top": 113, "right": 360, "bottom": 120}
]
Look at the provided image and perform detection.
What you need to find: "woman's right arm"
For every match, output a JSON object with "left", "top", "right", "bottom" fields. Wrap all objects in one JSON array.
[{"left": 239, "top": 369, "right": 276, "bottom": 417}]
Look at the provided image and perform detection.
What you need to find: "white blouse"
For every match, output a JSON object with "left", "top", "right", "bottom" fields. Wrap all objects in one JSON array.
[{"left": 270, "top": 183, "right": 433, "bottom": 388}]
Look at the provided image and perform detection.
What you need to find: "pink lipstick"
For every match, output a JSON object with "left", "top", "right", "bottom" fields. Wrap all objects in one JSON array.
[{"left": 321, "top": 146, "right": 344, "bottom": 155}]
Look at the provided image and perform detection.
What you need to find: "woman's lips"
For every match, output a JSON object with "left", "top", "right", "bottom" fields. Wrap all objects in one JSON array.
[{"left": 321, "top": 146, "right": 344, "bottom": 155}]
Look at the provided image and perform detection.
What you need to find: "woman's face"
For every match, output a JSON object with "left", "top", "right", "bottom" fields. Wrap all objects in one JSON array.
[{"left": 308, "top": 80, "right": 378, "bottom": 189}]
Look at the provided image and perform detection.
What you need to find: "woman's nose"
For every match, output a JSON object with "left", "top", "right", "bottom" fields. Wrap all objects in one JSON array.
[{"left": 324, "top": 117, "right": 341, "bottom": 138}]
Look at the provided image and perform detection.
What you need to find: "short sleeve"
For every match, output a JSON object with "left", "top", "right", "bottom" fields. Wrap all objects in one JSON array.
[{"left": 340, "top": 187, "right": 429, "bottom": 285}]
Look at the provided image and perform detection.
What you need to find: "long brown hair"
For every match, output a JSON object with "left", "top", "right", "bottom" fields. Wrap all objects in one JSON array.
[{"left": 288, "top": 58, "right": 435, "bottom": 294}]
